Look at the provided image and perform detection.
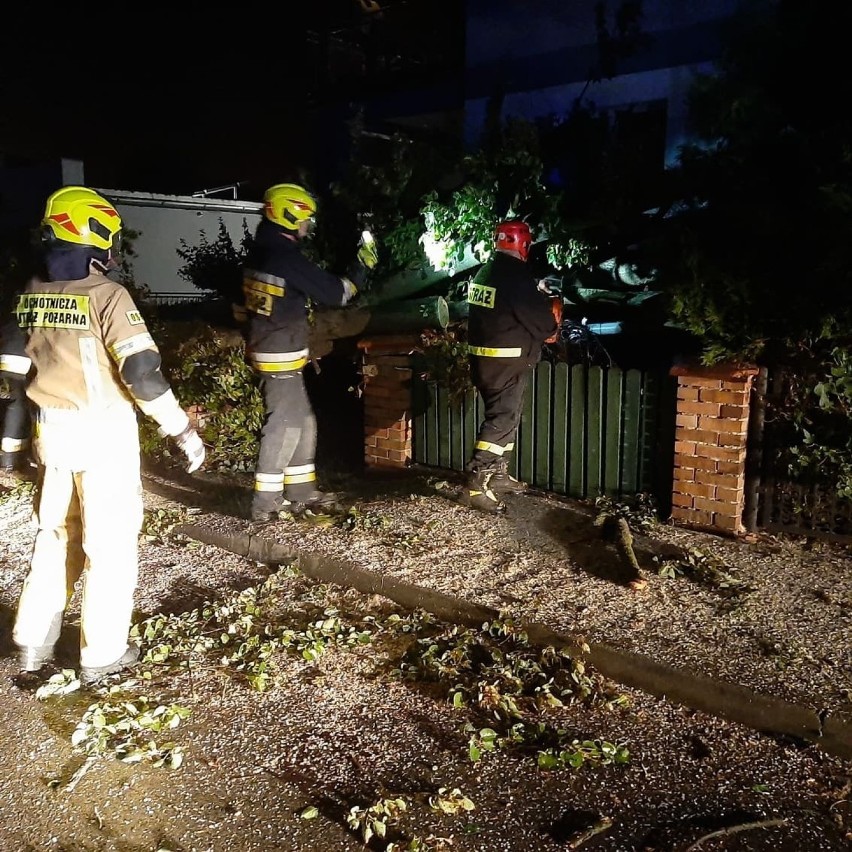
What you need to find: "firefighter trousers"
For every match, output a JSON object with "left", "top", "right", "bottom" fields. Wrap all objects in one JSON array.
[
  {"left": 13, "top": 408, "right": 143, "bottom": 668},
  {"left": 253, "top": 370, "right": 319, "bottom": 508},
  {"left": 468, "top": 357, "right": 532, "bottom": 472}
]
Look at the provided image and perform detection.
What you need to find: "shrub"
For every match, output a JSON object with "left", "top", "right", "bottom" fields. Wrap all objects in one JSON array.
[
  {"left": 140, "top": 325, "right": 263, "bottom": 472},
  {"left": 176, "top": 219, "right": 254, "bottom": 303},
  {"left": 776, "top": 345, "right": 852, "bottom": 500}
]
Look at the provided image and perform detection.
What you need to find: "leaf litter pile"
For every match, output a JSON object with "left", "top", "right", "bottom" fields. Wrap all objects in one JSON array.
[{"left": 0, "top": 466, "right": 850, "bottom": 851}]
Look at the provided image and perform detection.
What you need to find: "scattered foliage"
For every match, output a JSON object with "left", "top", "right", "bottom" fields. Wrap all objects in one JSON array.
[
  {"left": 140, "top": 507, "right": 189, "bottom": 545},
  {"left": 654, "top": 546, "right": 752, "bottom": 594},
  {"left": 395, "top": 616, "right": 630, "bottom": 771},
  {"left": 71, "top": 693, "right": 190, "bottom": 769},
  {"left": 347, "top": 797, "right": 408, "bottom": 846},
  {"left": 428, "top": 787, "right": 475, "bottom": 816},
  {"left": 416, "top": 328, "right": 472, "bottom": 401},
  {"left": 0, "top": 478, "right": 35, "bottom": 505},
  {"left": 593, "top": 494, "right": 659, "bottom": 533}
]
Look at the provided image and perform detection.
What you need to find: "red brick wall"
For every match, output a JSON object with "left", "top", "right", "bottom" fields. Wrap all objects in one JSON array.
[
  {"left": 670, "top": 364, "right": 758, "bottom": 535},
  {"left": 355, "top": 344, "right": 760, "bottom": 524},
  {"left": 357, "top": 336, "right": 420, "bottom": 469}
]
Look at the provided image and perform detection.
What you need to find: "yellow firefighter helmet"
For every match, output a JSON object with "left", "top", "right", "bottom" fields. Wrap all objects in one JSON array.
[
  {"left": 41, "top": 186, "right": 123, "bottom": 252},
  {"left": 263, "top": 183, "right": 317, "bottom": 232}
]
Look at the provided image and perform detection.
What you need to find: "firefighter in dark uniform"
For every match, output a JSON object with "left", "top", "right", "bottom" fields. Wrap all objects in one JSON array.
[
  {"left": 464, "top": 220, "right": 557, "bottom": 513},
  {"left": 0, "top": 315, "right": 32, "bottom": 473},
  {"left": 4, "top": 186, "right": 205, "bottom": 685},
  {"left": 239, "top": 183, "right": 372, "bottom": 522}
]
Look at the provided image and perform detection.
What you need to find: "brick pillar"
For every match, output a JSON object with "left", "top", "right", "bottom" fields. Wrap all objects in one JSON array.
[
  {"left": 357, "top": 335, "right": 420, "bottom": 470},
  {"left": 669, "top": 363, "right": 759, "bottom": 535}
]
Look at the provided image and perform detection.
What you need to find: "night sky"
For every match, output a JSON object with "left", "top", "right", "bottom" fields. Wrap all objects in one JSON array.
[
  {"left": 1, "top": 2, "right": 460, "bottom": 201},
  {"left": 0, "top": 24, "right": 329, "bottom": 201}
]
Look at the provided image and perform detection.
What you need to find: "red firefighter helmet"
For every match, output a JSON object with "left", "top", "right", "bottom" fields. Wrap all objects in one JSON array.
[{"left": 494, "top": 220, "right": 532, "bottom": 261}]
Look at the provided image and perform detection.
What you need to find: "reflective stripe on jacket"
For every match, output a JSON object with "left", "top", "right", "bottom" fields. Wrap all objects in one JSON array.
[
  {"left": 468, "top": 345, "right": 523, "bottom": 358},
  {"left": 240, "top": 219, "right": 347, "bottom": 376},
  {"left": 466, "top": 253, "right": 556, "bottom": 364}
]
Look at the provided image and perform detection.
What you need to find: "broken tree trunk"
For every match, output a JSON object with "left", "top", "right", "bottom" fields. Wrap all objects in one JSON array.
[
  {"left": 596, "top": 514, "right": 647, "bottom": 590},
  {"left": 360, "top": 248, "right": 481, "bottom": 306},
  {"left": 309, "top": 296, "right": 449, "bottom": 358},
  {"left": 175, "top": 523, "right": 852, "bottom": 761}
]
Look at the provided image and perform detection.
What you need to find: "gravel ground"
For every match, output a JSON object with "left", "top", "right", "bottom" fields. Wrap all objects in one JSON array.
[{"left": 0, "top": 462, "right": 850, "bottom": 852}]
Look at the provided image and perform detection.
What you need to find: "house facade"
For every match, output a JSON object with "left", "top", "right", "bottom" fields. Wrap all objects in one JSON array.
[
  {"left": 95, "top": 189, "right": 262, "bottom": 301},
  {"left": 307, "top": 1, "right": 748, "bottom": 173}
]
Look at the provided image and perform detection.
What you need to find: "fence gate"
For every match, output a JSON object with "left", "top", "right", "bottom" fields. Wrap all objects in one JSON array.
[
  {"left": 751, "top": 367, "right": 852, "bottom": 541},
  {"left": 412, "top": 361, "right": 676, "bottom": 508}
]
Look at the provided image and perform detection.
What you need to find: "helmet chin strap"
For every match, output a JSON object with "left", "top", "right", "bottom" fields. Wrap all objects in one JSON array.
[{"left": 90, "top": 253, "right": 118, "bottom": 274}]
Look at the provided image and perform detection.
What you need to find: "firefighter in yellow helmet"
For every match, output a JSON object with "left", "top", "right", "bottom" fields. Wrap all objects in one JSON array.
[
  {"left": 238, "top": 182, "right": 373, "bottom": 522},
  {"left": 5, "top": 186, "right": 205, "bottom": 686},
  {"left": 463, "top": 220, "right": 557, "bottom": 513}
]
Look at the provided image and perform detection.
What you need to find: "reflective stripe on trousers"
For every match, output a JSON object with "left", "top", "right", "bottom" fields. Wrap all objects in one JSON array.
[
  {"left": 14, "top": 411, "right": 142, "bottom": 668},
  {"left": 469, "top": 358, "right": 531, "bottom": 471},
  {"left": 254, "top": 371, "right": 319, "bottom": 504},
  {"left": 249, "top": 347, "right": 310, "bottom": 373}
]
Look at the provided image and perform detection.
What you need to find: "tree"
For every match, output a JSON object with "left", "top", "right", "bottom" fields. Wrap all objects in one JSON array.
[
  {"left": 176, "top": 219, "right": 254, "bottom": 303},
  {"left": 647, "top": 0, "right": 852, "bottom": 365},
  {"left": 637, "top": 0, "right": 852, "bottom": 500}
]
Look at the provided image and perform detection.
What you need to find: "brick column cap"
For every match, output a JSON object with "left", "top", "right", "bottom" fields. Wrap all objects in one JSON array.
[{"left": 670, "top": 362, "right": 759, "bottom": 380}]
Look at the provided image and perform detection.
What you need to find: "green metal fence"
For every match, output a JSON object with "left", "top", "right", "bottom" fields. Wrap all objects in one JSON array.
[{"left": 413, "top": 361, "right": 677, "bottom": 505}]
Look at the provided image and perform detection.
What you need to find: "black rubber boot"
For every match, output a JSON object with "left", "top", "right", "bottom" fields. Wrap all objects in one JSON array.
[
  {"left": 250, "top": 493, "right": 292, "bottom": 522},
  {"left": 463, "top": 470, "right": 506, "bottom": 514},
  {"left": 489, "top": 458, "right": 528, "bottom": 495},
  {"left": 80, "top": 645, "right": 140, "bottom": 687},
  {"left": 289, "top": 490, "right": 341, "bottom": 516}
]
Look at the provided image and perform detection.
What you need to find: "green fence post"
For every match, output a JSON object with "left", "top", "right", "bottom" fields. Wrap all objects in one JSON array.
[
  {"left": 551, "top": 363, "right": 570, "bottom": 495},
  {"left": 604, "top": 367, "right": 624, "bottom": 496},
  {"left": 569, "top": 364, "right": 587, "bottom": 497}
]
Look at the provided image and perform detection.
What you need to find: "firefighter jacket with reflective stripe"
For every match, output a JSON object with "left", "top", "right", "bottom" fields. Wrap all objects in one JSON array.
[
  {"left": 466, "top": 253, "right": 557, "bottom": 364},
  {"left": 9, "top": 273, "right": 160, "bottom": 413},
  {"left": 0, "top": 298, "right": 28, "bottom": 377},
  {"left": 240, "top": 220, "right": 347, "bottom": 375}
]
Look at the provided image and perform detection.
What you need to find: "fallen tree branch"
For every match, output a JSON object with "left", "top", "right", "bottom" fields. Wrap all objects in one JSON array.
[
  {"left": 175, "top": 523, "right": 852, "bottom": 761},
  {"left": 62, "top": 755, "right": 97, "bottom": 794},
  {"left": 684, "top": 816, "right": 788, "bottom": 851},
  {"left": 597, "top": 514, "right": 648, "bottom": 590}
]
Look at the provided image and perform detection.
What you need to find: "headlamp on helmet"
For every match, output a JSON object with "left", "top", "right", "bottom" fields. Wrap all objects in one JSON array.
[
  {"left": 41, "top": 186, "right": 123, "bottom": 253},
  {"left": 263, "top": 183, "right": 317, "bottom": 233},
  {"left": 494, "top": 220, "right": 532, "bottom": 262}
]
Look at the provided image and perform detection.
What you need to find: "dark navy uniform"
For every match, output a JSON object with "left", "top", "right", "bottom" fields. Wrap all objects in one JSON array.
[
  {"left": 466, "top": 252, "right": 556, "bottom": 476},
  {"left": 240, "top": 218, "right": 351, "bottom": 516},
  {"left": 0, "top": 305, "right": 31, "bottom": 471}
]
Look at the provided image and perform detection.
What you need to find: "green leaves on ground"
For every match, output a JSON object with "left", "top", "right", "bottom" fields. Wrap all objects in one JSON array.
[{"left": 71, "top": 695, "right": 190, "bottom": 769}]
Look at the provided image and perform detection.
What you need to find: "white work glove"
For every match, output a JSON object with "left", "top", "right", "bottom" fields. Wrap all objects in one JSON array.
[
  {"left": 159, "top": 423, "right": 206, "bottom": 473},
  {"left": 341, "top": 277, "right": 359, "bottom": 306},
  {"left": 175, "top": 424, "right": 205, "bottom": 473}
]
